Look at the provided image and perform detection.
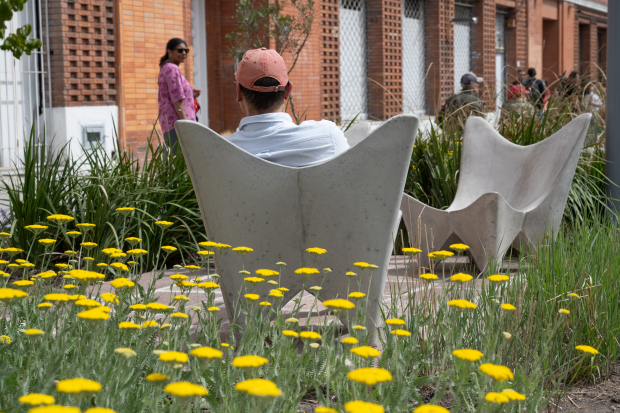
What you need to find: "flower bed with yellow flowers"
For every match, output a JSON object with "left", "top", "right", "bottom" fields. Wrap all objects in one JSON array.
[{"left": 0, "top": 213, "right": 617, "bottom": 413}]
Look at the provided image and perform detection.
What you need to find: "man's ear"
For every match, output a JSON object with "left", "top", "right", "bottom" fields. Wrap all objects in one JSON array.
[
  {"left": 284, "top": 81, "right": 293, "bottom": 100},
  {"left": 236, "top": 83, "right": 243, "bottom": 103}
]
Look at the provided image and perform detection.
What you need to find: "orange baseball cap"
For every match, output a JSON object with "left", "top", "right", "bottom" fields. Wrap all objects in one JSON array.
[{"left": 235, "top": 48, "right": 290, "bottom": 92}]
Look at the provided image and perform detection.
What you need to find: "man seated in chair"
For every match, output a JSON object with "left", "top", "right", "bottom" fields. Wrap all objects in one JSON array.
[{"left": 226, "top": 48, "right": 349, "bottom": 167}]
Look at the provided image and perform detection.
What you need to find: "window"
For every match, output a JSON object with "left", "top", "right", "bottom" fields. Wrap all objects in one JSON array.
[
  {"left": 339, "top": 0, "right": 368, "bottom": 120},
  {"left": 82, "top": 126, "right": 105, "bottom": 150},
  {"left": 453, "top": 4, "right": 473, "bottom": 93},
  {"left": 402, "top": 0, "right": 426, "bottom": 114}
]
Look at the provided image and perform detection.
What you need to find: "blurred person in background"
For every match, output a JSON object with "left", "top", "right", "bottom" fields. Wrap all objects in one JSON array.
[
  {"left": 158, "top": 38, "right": 201, "bottom": 155},
  {"left": 523, "top": 68, "right": 546, "bottom": 110},
  {"left": 436, "top": 72, "right": 485, "bottom": 129},
  {"left": 500, "top": 83, "right": 534, "bottom": 135}
]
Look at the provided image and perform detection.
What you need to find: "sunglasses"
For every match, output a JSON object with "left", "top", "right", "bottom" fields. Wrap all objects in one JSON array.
[{"left": 175, "top": 48, "right": 190, "bottom": 54}]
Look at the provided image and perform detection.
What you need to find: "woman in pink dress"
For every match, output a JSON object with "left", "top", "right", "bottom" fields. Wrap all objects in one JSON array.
[{"left": 158, "top": 38, "right": 200, "bottom": 154}]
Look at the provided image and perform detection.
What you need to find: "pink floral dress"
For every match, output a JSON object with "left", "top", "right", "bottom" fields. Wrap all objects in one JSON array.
[{"left": 158, "top": 62, "right": 196, "bottom": 134}]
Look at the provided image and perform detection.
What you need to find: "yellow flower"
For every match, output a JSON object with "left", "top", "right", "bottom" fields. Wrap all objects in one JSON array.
[
  {"left": 24, "top": 328, "right": 45, "bottom": 336},
  {"left": 235, "top": 378, "right": 282, "bottom": 398},
  {"left": 353, "top": 262, "right": 371, "bottom": 269},
  {"left": 174, "top": 295, "right": 190, "bottom": 301},
  {"left": 295, "top": 267, "right": 320, "bottom": 276},
  {"left": 65, "top": 250, "right": 77, "bottom": 256},
  {"left": 184, "top": 265, "right": 200, "bottom": 272},
  {"left": 142, "top": 320, "right": 159, "bottom": 328},
  {"left": 44, "top": 293, "right": 70, "bottom": 303},
  {"left": 385, "top": 318, "right": 405, "bottom": 326},
  {"left": 163, "top": 381, "right": 208, "bottom": 397},
  {"left": 145, "top": 302, "right": 173, "bottom": 312},
  {"left": 391, "top": 329, "right": 411, "bottom": 337},
  {"left": 127, "top": 248, "right": 148, "bottom": 256},
  {"left": 420, "top": 273, "right": 438, "bottom": 280},
  {"left": 159, "top": 351, "right": 189, "bottom": 363},
  {"left": 349, "top": 292, "right": 366, "bottom": 299},
  {"left": 110, "top": 278, "right": 135, "bottom": 289},
  {"left": 305, "top": 247, "right": 327, "bottom": 257},
  {"left": 428, "top": 251, "right": 453, "bottom": 260},
  {"left": 255, "top": 269, "right": 279, "bottom": 277},
  {"left": 269, "top": 290, "right": 284, "bottom": 298},
  {"left": 38, "top": 302, "right": 53, "bottom": 309},
  {"left": 353, "top": 325, "right": 366, "bottom": 330},
  {"left": 67, "top": 269, "right": 105, "bottom": 283},
  {"left": 170, "top": 274, "right": 188, "bottom": 282},
  {"left": 18, "top": 393, "right": 55, "bottom": 405},
  {"left": 146, "top": 373, "right": 169, "bottom": 382},
  {"left": 67, "top": 294, "right": 86, "bottom": 301},
  {"left": 344, "top": 400, "right": 385, "bottom": 413},
  {"left": 413, "top": 405, "right": 450, "bottom": 413},
  {"left": 171, "top": 312, "right": 189, "bottom": 319},
  {"left": 38, "top": 239, "right": 56, "bottom": 245},
  {"left": 244, "top": 293, "right": 259, "bottom": 301},
  {"left": 114, "top": 347, "right": 137, "bottom": 358},
  {"left": 402, "top": 247, "right": 422, "bottom": 256},
  {"left": 75, "top": 299, "right": 101, "bottom": 308},
  {"left": 25, "top": 224, "right": 49, "bottom": 234},
  {"left": 501, "top": 389, "right": 526, "bottom": 401},
  {"left": 47, "top": 214, "right": 75, "bottom": 224},
  {"left": 232, "top": 355, "right": 268, "bottom": 368},
  {"left": 279, "top": 287, "right": 290, "bottom": 292},
  {"left": 341, "top": 337, "right": 358, "bottom": 345},
  {"left": 347, "top": 367, "right": 392, "bottom": 385},
  {"left": 13, "top": 280, "right": 34, "bottom": 287},
  {"left": 125, "top": 237, "right": 142, "bottom": 245},
  {"left": 501, "top": 303, "right": 516, "bottom": 311},
  {"left": 244, "top": 277, "right": 265, "bottom": 284},
  {"left": 450, "top": 273, "right": 473, "bottom": 283},
  {"left": 0, "top": 334, "right": 11, "bottom": 344},
  {"left": 0, "top": 287, "right": 28, "bottom": 303},
  {"left": 323, "top": 299, "right": 355, "bottom": 310},
  {"left": 115, "top": 207, "right": 135, "bottom": 215},
  {"left": 118, "top": 322, "right": 141, "bottom": 329},
  {"left": 488, "top": 274, "right": 510, "bottom": 282},
  {"left": 28, "top": 406, "right": 81, "bottom": 413},
  {"left": 77, "top": 309, "right": 110, "bottom": 321},
  {"left": 84, "top": 408, "right": 117, "bottom": 413},
  {"left": 568, "top": 292, "right": 580, "bottom": 298},
  {"left": 559, "top": 308, "right": 570, "bottom": 314},
  {"left": 485, "top": 392, "right": 510, "bottom": 403},
  {"left": 282, "top": 330, "right": 299, "bottom": 338},
  {"left": 155, "top": 220, "right": 174, "bottom": 228},
  {"left": 76, "top": 223, "right": 96, "bottom": 230},
  {"left": 286, "top": 317, "right": 298, "bottom": 323},
  {"left": 161, "top": 246, "right": 177, "bottom": 253},
  {"left": 350, "top": 346, "right": 381, "bottom": 358},
  {"left": 208, "top": 306, "right": 220, "bottom": 312},
  {"left": 502, "top": 332, "right": 512, "bottom": 339},
  {"left": 110, "top": 262, "right": 129, "bottom": 272},
  {"left": 346, "top": 271, "right": 357, "bottom": 278},
  {"left": 452, "top": 349, "right": 484, "bottom": 362},
  {"left": 478, "top": 363, "right": 514, "bottom": 381},
  {"left": 197, "top": 250, "right": 214, "bottom": 256},
  {"left": 160, "top": 323, "right": 171, "bottom": 329},
  {"left": 448, "top": 299, "right": 477, "bottom": 309},
  {"left": 309, "top": 286, "right": 322, "bottom": 292},
  {"left": 198, "top": 241, "right": 219, "bottom": 249},
  {"left": 239, "top": 270, "right": 250, "bottom": 275},
  {"left": 100, "top": 293, "right": 118, "bottom": 304},
  {"left": 190, "top": 346, "right": 223, "bottom": 359},
  {"left": 259, "top": 301, "right": 271, "bottom": 306},
  {"left": 450, "top": 243, "right": 470, "bottom": 252},
  {"left": 56, "top": 378, "right": 102, "bottom": 393},
  {"left": 232, "top": 246, "right": 253, "bottom": 254},
  {"left": 575, "top": 345, "right": 598, "bottom": 355}
]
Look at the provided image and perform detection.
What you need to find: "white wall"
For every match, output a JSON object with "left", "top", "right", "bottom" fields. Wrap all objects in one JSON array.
[{"left": 47, "top": 106, "right": 119, "bottom": 159}]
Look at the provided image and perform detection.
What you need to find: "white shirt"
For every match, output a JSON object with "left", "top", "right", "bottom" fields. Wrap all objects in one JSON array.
[
  {"left": 226, "top": 112, "right": 350, "bottom": 167},
  {"left": 584, "top": 92, "right": 603, "bottom": 112}
]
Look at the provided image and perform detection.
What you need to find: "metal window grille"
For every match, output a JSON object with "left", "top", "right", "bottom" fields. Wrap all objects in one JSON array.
[
  {"left": 0, "top": 0, "right": 51, "bottom": 168},
  {"left": 339, "top": 0, "right": 368, "bottom": 120},
  {"left": 402, "top": 0, "right": 426, "bottom": 114},
  {"left": 495, "top": 12, "right": 506, "bottom": 108},
  {"left": 453, "top": 4, "right": 472, "bottom": 93}
]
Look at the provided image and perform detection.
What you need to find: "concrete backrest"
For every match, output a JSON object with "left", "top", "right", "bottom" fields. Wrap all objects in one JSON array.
[
  {"left": 175, "top": 115, "right": 418, "bottom": 341},
  {"left": 343, "top": 122, "right": 372, "bottom": 147},
  {"left": 449, "top": 114, "right": 591, "bottom": 212}
]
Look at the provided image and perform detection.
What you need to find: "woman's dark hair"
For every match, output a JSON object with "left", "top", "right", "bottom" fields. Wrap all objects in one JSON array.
[
  {"left": 159, "top": 38, "right": 187, "bottom": 68},
  {"left": 239, "top": 77, "right": 286, "bottom": 111},
  {"left": 527, "top": 68, "right": 536, "bottom": 77}
]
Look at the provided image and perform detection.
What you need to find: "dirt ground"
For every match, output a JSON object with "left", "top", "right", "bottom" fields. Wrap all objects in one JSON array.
[{"left": 556, "top": 364, "right": 620, "bottom": 413}]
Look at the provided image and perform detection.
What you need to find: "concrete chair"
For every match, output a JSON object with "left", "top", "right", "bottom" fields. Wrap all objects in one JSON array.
[
  {"left": 401, "top": 114, "right": 591, "bottom": 271},
  {"left": 343, "top": 121, "right": 371, "bottom": 147},
  {"left": 175, "top": 114, "right": 418, "bottom": 343}
]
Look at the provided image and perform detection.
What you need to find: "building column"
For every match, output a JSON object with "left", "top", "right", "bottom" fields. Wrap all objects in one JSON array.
[
  {"left": 472, "top": 0, "right": 496, "bottom": 108},
  {"left": 367, "top": 0, "right": 403, "bottom": 121},
  {"left": 426, "top": 0, "right": 454, "bottom": 114},
  {"left": 320, "top": 0, "right": 340, "bottom": 120},
  {"left": 504, "top": 0, "right": 528, "bottom": 84}
]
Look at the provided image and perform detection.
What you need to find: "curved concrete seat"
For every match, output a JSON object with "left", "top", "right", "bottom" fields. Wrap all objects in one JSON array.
[
  {"left": 343, "top": 121, "right": 372, "bottom": 147},
  {"left": 401, "top": 114, "right": 591, "bottom": 271},
  {"left": 175, "top": 114, "right": 418, "bottom": 342}
]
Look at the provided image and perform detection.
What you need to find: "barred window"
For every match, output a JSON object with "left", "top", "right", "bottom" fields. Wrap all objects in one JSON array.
[
  {"left": 402, "top": 0, "right": 426, "bottom": 114},
  {"left": 453, "top": 4, "right": 473, "bottom": 93},
  {"left": 339, "top": 0, "right": 368, "bottom": 120}
]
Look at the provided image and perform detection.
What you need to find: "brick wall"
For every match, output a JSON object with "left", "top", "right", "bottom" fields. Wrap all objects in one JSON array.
[
  {"left": 426, "top": 0, "right": 454, "bottom": 113},
  {"left": 320, "top": 0, "right": 340, "bottom": 120},
  {"left": 47, "top": 0, "right": 117, "bottom": 107},
  {"left": 116, "top": 0, "right": 193, "bottom": 153},
  {"left": 472, "top": 0, "right": 496, "bottom": 107},
  {"left": 367, "top": 0, "right": 403, "bottom": 121},
  {"left": 505, "top": 0, "right": 527, "bottom": 83}
]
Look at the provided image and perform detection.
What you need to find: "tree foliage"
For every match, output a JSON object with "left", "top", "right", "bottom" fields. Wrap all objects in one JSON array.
[{"left": 0, "top": 0, "right": 41, "bottom": 59}]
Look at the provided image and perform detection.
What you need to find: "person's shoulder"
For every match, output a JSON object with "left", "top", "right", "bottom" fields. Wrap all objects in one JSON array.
[{"left": 160, "top": 62, "right": 180, "bottom": 75}]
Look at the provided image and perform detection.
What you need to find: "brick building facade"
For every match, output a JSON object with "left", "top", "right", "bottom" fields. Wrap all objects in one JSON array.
[{"left": 35, "top": 0, "right": 608, "bottom": 156}]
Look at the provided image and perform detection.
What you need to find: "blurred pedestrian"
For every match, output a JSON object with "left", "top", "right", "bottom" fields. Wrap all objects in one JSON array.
[
  {"left": 437, "top": 72, "right": 485, "bottom": 129},
  {"left": 158, "top": 38, "right": 201, "bottom": 155},
  {"left": 523, "top": 68, "right": 546, "bottom": 110}
]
